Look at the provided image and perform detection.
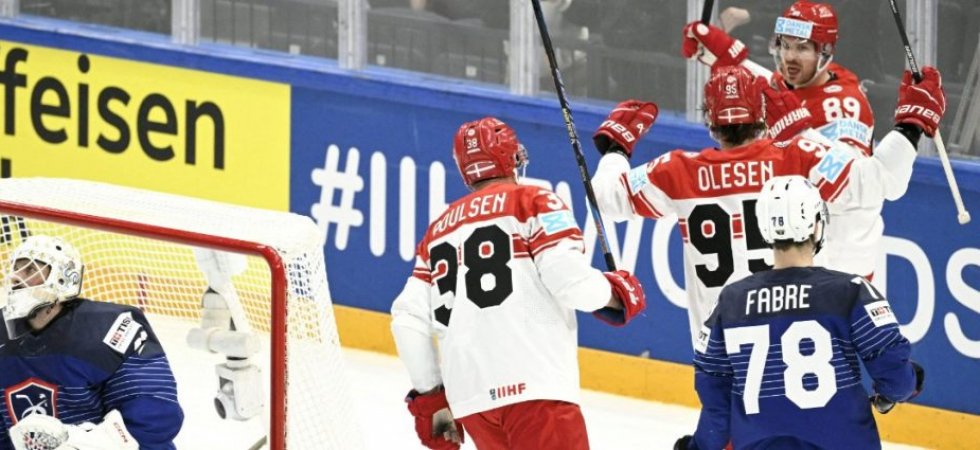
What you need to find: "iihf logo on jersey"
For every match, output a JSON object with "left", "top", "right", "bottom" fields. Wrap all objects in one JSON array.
[
  {"left": 489, "top": 382, "right": 526, "bottom": 401},
  {"left": 5, "top": 378, "right": 58, "bottom": 424}
]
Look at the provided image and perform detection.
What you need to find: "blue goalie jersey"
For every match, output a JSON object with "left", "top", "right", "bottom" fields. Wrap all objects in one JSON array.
[
  {"left": 691, "top": 267, "right": 917, "bottom": 450},
  {"left": 0, "top": 299, "right": 183, "bottom": 450}
]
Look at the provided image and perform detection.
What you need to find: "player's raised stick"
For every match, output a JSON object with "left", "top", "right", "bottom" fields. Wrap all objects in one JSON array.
[
  {"left": 530, "top": 0, "right": 617, "bottom": 270},
  {"left": 887, "top": 0, "right": 971, "bottom": 225},
  {"left": 701, "top": 0, "right": 714, "bottom": 24}
]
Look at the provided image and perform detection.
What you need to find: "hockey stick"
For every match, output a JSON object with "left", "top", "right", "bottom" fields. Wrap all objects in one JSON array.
[
  {"left": 530, "top": 0, "right": 616, "bottom": 270},
  {"left": 246, "top": 436, "right": 267, "bottom": 450},
  {"left": 701, "top": 0, "right": 714, "bottom": 24},
  {"left": 887, "top": 0, "right": 971, "bottom": 224}
]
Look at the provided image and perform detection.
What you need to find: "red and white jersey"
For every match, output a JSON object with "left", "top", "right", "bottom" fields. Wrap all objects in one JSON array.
[
  {"left": 777, "top": 63, "right": 875, "bottom": 153},
  {"left": 593, "top": 132, "right": 915, "bottom": 345},
  {"left": 390, "top": 182, "right": 611, "bottom": 419},
  {"left": 782, "top": 64, "right": 894, "bottom": 278}
]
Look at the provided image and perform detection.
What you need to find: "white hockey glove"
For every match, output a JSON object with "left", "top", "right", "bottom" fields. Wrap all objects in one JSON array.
[
  {"left": 10, "top": 410, "right": 138, "bottom": 450},
  {"left": 9, "top": 413, "right": 68, "bottom": 450}
]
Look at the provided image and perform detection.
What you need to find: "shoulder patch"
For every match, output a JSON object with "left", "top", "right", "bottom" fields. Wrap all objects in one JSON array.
[
  {"left": 628, "top": 164, "right": 651, "bottom": 194},
  {"left": 864, "top": 301, "right": 898, "bottom": 327},
  {"left": 102, "top": 312, "right": 144, "bottom": 355},
  {"left": 816, "top": 119, "right": 872, "bottom": 145},
  {"left": 695, "top": 325, "right": 712, "bottom": 354},
  {"left": 814, "top": 145, "right": 855, "bottom": 183},
  {"left": 538, "top": 210, "right": 577, "bottom": 235}
]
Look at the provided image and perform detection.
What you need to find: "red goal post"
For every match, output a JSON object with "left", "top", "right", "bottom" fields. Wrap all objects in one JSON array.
[{"left": 0, "top": 177, "right": 363, "bottom": 450}]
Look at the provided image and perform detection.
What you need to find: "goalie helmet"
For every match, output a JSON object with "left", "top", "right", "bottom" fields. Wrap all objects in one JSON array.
[
  {"left": 755, "top": 175, "right": 829, "bottom": 253},
  {"left": 453, "top": 117, "right": 529, "bottom": 188},
  {"left": 2, "top": 235, "right": 84, "bottom": 339},
  {"left": 770, "top": 1, "right": 839, "bottom": 81},
  {"left": 703, "top": 65, "right": 765, "bottom": 127}
]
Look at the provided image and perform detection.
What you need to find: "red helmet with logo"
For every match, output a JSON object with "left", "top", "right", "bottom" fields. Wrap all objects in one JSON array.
[
  {"left": 775, "top": 1, "right": 839, "bottom": 49},
  {"left": 453, "top": 117, "right": 528, "bottom": 187},
  {"left": 704, "top": 65, "right": 764, "bottom": 127}
]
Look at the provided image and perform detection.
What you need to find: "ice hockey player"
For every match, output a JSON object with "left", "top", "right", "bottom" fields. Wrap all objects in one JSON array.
[
  {"left": 682, "top": 1, "right": 917, "bottom": 280},
  {"left": 674, "top": 175, "right": 923, "bottom": 449},
  {"left": 391, "top": 117, "right": 647, "bottom": 449},
  {"left": 0, "top": 235, "right": 183, "bottom": 450},
  {"left": 590, "top": 62, "right": 944, "bottom": 349}
]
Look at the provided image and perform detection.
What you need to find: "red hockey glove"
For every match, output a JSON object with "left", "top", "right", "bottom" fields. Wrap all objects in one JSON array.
[
  {"left": 593, "top": 100, "right": 659, "bottom": 157},
  {"left": 760, "top": 78, "right": 813, "bottom": 141},
  {"left": 405, "top": 387, "right": 464, "bottom": 449},
  {"left": 681, "top": 21, "right": 747, "bottom": 69},
  {"left": 895, "top": 66, "right": 946, "bottom": 137},
  {"left": 593, "top": 270, "right": 647, "bottom": 327}
]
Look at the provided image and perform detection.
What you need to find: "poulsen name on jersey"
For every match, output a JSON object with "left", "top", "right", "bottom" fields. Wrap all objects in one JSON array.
[
  {"left": 697, "top": 161, "right": 774, "bottom": 193},
  {"left": 432, "top": 192, "right": 508, "bottom": 235}
]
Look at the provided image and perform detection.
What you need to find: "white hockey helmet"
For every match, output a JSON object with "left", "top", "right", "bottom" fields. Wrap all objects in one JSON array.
[
  {"left": 755, "top": 176, "right": 829, "bottom": 252},
  {"left": 2, "top": 235, "right": 84, "bottom": 339}
]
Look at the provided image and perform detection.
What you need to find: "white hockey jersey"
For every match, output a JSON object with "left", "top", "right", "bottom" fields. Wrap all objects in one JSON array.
[
  {"left": 390, "top": 181, "right": 612, "bottom": 419},
  {"left": 592, "top": 131, "right": 915, "bottom": 346}
]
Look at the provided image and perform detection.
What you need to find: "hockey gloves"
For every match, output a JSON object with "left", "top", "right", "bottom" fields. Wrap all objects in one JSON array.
[
  {"left": 674, "top": 435, "right": 696, "bottom": 450},
  {"left": 593, "top": 270, "right": 647, "bottom": 327},
  {"left": 871, "top": 361, "right": 925, "bottom": 414},
  {"left": 594, "top": 100, "right": 659, "bottom": 157},
  {"left": 682, "top": 22, "right": 748, "bottom": 69},
  {"left": 10, "top": 409, "right": 138, "bottom": 450},
  {"left": 761, "top": 80, "right": 814, "bottom": 141},
  {"left": 895, "top": 66, "right": 946, "bottom": 137},
  {"left": 405, "top": 386, "right": 464, "bottom": 450}
]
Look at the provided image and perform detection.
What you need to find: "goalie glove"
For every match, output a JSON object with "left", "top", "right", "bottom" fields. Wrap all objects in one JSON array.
[
  {"left": 871, "top": 361, "right": 925, "bottom": 414},
  {"left": 593, "top": 270, "right": 647, "bottom": 327},
  {"left": 10, "top": 410, "right": 138, "bottom": 450},
  {"left": 405, "top": 386, "right": 464, "bottom": 450},
  {"left": 681, "top": 21, "right": 747, "bottom": 69},
  {"left": 593, "top": 100, "right": 659, "bottom": 157}
]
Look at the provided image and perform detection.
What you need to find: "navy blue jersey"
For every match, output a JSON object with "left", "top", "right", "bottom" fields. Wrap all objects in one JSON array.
[
  {"left": 690, "top": 267, "right": 916, "bottom": 450},
  {"left": 0, "top": 299, "right": 183, "bottom": 450}
]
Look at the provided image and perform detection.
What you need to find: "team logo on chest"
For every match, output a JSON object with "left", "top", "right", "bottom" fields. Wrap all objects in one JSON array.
[{"left": 5, "top": 378, "right": 58, "bottom": 423}]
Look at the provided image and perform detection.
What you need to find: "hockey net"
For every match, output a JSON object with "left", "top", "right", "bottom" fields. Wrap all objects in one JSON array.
[{"left": 0, "top": 178, "right": 363, "bottom": 450}]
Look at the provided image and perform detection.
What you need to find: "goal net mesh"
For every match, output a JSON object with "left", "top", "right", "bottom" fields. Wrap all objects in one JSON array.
[{"left": 0, "top": 178, "right": 363, "bottom": 450}]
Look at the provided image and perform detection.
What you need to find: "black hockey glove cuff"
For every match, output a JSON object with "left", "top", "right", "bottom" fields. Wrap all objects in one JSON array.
[{"left": 893, "top": 123, "right": 924, "bottom": 148}]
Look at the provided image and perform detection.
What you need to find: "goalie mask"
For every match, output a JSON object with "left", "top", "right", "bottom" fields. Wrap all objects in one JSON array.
[
  {"left": 453, "top": 117, "right": 529, "bottom": 188},
  {"left": 770, "top": 1, "right": 839, "bottom": 87},
  {"left": 755, "top": 175, "right": 829, "bottom": 254},
  {"left": 2, "top": 235, "right": 84, "bottom": 339}
]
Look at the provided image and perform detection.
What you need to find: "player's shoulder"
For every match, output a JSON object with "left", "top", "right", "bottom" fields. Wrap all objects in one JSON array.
[
  {"left": 70, "top": 299, "right": 154, "bottom": 353},
  {"left": 827, "top": 64, "right": 861, "bottom": 88},
  {"left": 72, "top": 298, "right": 145, "bottom": 324}
]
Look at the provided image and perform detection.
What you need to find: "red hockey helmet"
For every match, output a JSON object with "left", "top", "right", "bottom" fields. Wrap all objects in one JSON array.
[
  {"left": 775, "top": 1, "right": 839, "bottom": 49},
  {"left": 452, "top": 117, "right": 528, "bottom": 188},
  {"left": 703, "top": 65, "right": 764, "bottom": 127},
  {"left": 771, "top": 1, "right": 838, "bottom": 80}
]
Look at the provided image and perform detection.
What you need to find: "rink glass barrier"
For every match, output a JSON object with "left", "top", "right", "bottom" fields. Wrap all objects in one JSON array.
[
  {"left": 0, "top": 8, "right": 977, "bottom": 448},
  {"left": 15, "top": 0, "right": 980, "bottom": 159}
]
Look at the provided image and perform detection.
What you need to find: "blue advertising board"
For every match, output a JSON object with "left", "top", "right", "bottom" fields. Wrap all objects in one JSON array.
[{"left": 287, "top": 83, "right": 980, "bottom": 415}]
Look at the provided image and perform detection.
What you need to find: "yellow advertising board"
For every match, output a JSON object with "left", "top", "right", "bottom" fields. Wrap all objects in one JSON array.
[{"left": 0, "top": 40, "right": 290, "bottom": 210}]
